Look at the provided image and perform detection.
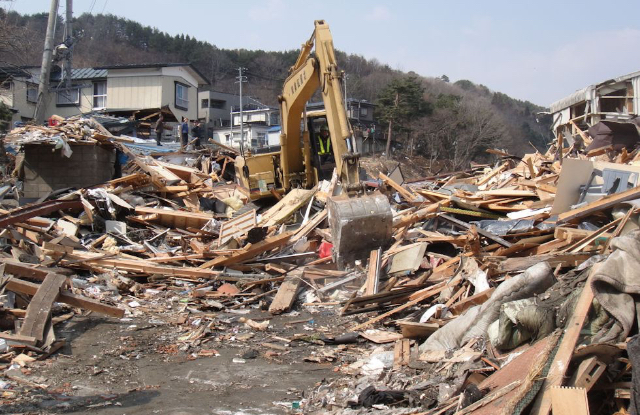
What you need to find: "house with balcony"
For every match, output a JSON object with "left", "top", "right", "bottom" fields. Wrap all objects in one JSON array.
[{"left": 0, "top": 63, "right": 209, "bottom": 140}]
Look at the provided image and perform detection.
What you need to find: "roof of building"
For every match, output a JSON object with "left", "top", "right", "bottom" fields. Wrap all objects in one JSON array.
[
  {"left": 550, "top": 69, "right": 640, "bottom": 113},
  {"left": 70, "top": 67, "right": 107, "bottom": 80},
  {"left": 0, "top": 66, "right": 31, "bottom": 80},
  {"left": 96, "top": 63, "right": 209, "bottom": 85}
]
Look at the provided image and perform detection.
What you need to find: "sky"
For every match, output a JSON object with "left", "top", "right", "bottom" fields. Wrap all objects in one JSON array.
[{"left": 4, "top": 0, "right": 640, "bottom": 106}]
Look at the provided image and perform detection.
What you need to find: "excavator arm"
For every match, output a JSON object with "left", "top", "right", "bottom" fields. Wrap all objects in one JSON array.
[{"left": 278, "top": 20, "right": 360, "bottom": 191}]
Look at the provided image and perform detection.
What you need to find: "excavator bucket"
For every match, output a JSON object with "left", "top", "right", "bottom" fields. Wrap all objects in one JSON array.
[{"left": 327, "top": 193, "right": 393, "bottom": 269}]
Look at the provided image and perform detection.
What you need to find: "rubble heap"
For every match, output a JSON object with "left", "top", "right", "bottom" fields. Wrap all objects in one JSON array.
[{"left": 0, "top": 116, "right": 640, "bottom": 414}]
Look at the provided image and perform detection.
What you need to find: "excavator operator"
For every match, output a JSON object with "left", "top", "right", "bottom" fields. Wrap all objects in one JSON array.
[{"left": 316, "top": 124, "right": 333, "bottom": 163}]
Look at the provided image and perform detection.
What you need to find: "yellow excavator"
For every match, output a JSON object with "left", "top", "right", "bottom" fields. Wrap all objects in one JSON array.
[{"left": 235, "top": 20, "right": 392, "bottom": 267}]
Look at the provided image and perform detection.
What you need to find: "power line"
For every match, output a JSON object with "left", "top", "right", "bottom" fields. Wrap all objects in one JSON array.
[
  {"left": 100, "top": 0, "right": 107, "bottom": 13},
  {"left": 87, "top": 0, "right": 97, "bottom": 13}
]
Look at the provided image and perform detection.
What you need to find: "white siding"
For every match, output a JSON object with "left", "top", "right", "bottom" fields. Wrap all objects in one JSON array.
[{"left": 107, "top": 75, "right": 162, "bottom": 110}]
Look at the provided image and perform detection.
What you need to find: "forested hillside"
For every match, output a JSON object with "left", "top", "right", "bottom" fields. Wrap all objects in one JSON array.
[{"left": 0, "top": 9, "right": 553, "bottom": 163}]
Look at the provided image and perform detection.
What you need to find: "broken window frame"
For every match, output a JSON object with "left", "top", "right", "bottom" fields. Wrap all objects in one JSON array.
[
  {"left": 175, "top": 82, "right": 189, "bottom": 111},
  {"left": 201, "top": 98, "right": 209, "bottom": 109},
  {"left": 92, "top": 81, "right": 107, "bottom": 110}
]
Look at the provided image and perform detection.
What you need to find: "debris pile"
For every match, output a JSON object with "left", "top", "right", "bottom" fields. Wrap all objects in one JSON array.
[{"left": 0, "top": 115, "right": 640, "bottom": 414}]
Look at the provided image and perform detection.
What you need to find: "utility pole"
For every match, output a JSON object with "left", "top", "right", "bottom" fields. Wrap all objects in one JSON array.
[
  {"left": 34, "top": 0, "right": 60, "bottom": 124},
  {"left": 343, "top": 73, "right": 348, "bottom": 109},
  {"left": 63, "top": 0, "right": 73, "bottom": 89},
  {"left": 229, "top": 105, "right": 233, "bottom": 145},
  {"left": 235, "top": 67, "right": 247, "bottom": 152}
]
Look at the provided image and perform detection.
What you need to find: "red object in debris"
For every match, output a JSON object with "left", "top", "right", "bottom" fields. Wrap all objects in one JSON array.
[
  {"left": 48, "top": 116, "right": 59, "bottom": 127},
  {"left": 217, "top": 283, "right": 240, "bottom": 296},
  {"left": 318, "top": 241, "right": 333, "bottom": 258}
]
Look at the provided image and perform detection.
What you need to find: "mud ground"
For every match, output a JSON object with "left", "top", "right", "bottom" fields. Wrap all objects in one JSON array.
[{"left": 2, "top": 308, "right": 348, "bottom": 414}]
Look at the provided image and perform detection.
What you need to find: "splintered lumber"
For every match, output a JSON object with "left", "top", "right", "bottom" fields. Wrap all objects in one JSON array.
[
  {"left": 476, "top": 162, "right": 509, "bottom": 186},
  {"left": 19, "top": 273, "right": 67, "bottom": 343},
  {"left": 290, "top": 209, "right": 327, "bottom": 244},
  {"left": 380, "top": 172, "right": 418, "bottom": 202},
  {"left": 365, "top": 249, "right": 381, "bottom": 296},
  {"left": 530, "top": 266, "right": 596, "bottom": 415},
  {"left": 352, "top": 277, "right": 458, "bottom": 331},
  {"left": 557, "top": 185, "right": 640, "bottom": 223},
  {"left": 48, "top": 250, "right": 220, "bottom": 279},
  {"left": 6, "top": 277, "right": 124, "bottom": 318},
  {"left": 134, "top": 207, "right": 213, "bottom": 229},
  {"left": 200, "top": 231, "right": 294, "bottom": 268},
  {"left": 439, "top": 214, "right": 512, "bottom": 247},
  {"left": 496, "top": 252, "right": 592, "bottom": 273},
  {"left": 0, "top": 199, "right": 83, "bottom": 228},
  {"left": 549, "top": 387, "right": 590, "bottom": 415},
  {"left": 259, "top": 188, "right": 316, "bottom": 227},
  {"left": 393, "top": 200, "right": 448, "bottom": 229},
  {"left": 397, "top": 321, "right": 439, "bottom": 339},
  {"left": 269, "top": 270, "right": 304, "bottom": 314},
  {"left": 218, "top": 209, "right": 256, "bottom": 247},
  {"left": 449, "top": 287, "right": 495, "bottom": 315}
]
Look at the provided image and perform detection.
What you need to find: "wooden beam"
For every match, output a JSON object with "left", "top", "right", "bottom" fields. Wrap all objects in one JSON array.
[
  {"left": 5, "top": 277, "right": 124, "bottom": 318},
  {"left": 558, "top": 185, "right": 640, "bottom": 223},
  {"left": 439, "top": 214, "right": 512, "bottom": 247},
  {"left": 380, "top": 172, "right": 418, "bottom": 202},
  {"left": 200, "top": 231, "right": 294, "bottom": 268},
  {"left": 269, "top": 270, "right": 303, "bottom": 314},
  {"left": 530, "top": 267, "right": 596, "bottom": 415},
  {"left": 19, "top": 273, "right": 67, "bottom": 343},
  {"left": 364, "top": 249, "right": 381, "bottom": 296}
]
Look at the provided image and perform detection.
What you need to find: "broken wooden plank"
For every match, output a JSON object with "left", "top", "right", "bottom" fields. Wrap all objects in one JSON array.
[
  {"left": 380, "top": 172, "right": 418, "bottom": 202},
  {"left": 5, "top": 277, "right": 124, "bottom": 318},
  {"left": 134, "top": 207, "right": 213, "bottom": 229},
  {"left": 19, "top": 273, "right": 67, "bottom": 343},
  {"left": 290, "top": 209, "right": 327, "bottom": 244},
  {"left": 496, "top": 252, "right": 592, "bottom": 273},
  {"left": 558, "top": 185, "right": 640, "bottom": 223},
  {"left": 439, "top": 213, "right": 512, "bottom": 247},
  {"left": 365, "top": 249, "right": 381, "bottom": 296},
  {"left": 201, "top": 231, "right": 294, "bottom": 268},
  {"left": 259, "top": 188, "right": 316, "bottom": 227},
  {"left": 549, "top": 386, "right": 590, "bottom": 415},
  {"left": 530, "top": 266, "right": 596, "bottom": 415},
  {"left": 269, "top": 270, "right": 303, "bottom": 315},
  {"left": 0, "top": 199, "right": 83, "bottom": 228},
  {"left": 218, "top": 208, "right": 256, "bottom": 247}
]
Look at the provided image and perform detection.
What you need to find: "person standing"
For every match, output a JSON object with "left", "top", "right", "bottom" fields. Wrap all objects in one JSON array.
[
  {"left": 191, "top": 120, "right": 203, "bottom": 149},
  {"left": 154, "top": 113, "right": 164, "bottom": 146},
  {"left": 180, "top": 117, "right": 189, "bottom": 150}
]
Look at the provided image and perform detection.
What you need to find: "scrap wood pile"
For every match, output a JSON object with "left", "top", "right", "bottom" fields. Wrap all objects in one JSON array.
[{"left": 0, "top": 117, "right": 639, "bottom": 414}]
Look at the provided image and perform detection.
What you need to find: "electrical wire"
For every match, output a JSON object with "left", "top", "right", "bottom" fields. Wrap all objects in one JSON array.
[
  {"left": 88, "top": 0, "right": 97, "bottom": 14},
  {"left": 100, "top": 0, "right": 108, "bottom": 14}
]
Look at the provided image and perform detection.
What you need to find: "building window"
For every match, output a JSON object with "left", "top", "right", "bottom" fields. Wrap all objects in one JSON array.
[
  {"left": 210, "top": 99, "right": 225, "bottom": 109},
  {"left": 201, "top": 99, "right": 209, "bottom": 109},
  {"left": 175, "top": 82, "right": 189, "bottom": 110},
  {"left": 26, "top": 83, "right": 38, "bottom": 103},
  {"left": 56, "top": 87, "right": 80, "bottom": 106},
  {"left": 360, "top": 107, "right": 368, "bottom": 116},
  {"left": 93, "top": 81, "right": 107, "bottom": 109}
]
